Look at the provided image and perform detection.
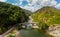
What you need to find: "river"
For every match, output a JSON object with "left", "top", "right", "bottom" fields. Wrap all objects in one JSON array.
[
  {"left": 17, "top": 29, "right": 53, "bottom": 37},
  {"left": 16, "top": 16, "right": 53, "bottom": 37}
]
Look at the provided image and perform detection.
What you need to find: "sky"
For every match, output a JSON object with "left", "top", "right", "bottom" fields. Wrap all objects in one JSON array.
[{"left": 0, "top": 0, "right": 60, "bottom": 12}]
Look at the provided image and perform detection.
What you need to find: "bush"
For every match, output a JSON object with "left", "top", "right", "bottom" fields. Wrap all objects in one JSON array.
[
  {"left": 39, "top": 21, "right": 49, "bottom": 30},
  {"left": 7, "top": 33, "right": 16, "bottom": 37}
]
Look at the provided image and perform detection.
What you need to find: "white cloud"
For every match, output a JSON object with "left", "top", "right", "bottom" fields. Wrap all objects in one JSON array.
[
  {"left": 19, "top": 2, "right": 22, "bottom": 5},
  {"left": 55, "top": 3, "right": 60, "bottom": 9},
  {"left": 0, "top": 0, "right": 7, "bottom": 2},
  {"left": 19, "top": 0, "right": 25, "bottom": 5},
  {"left": 40, "top": 0, "right": 57, "bottom": 6},
  {"left": 20, "top": 0, "right": 57, "bottom": 12},
  {"left": 12, "top": 3, "right": 18, "bottom": 6},
  {"left": 11, "top": 0, "right": 23, "bottom": 6},
  {"left": 19, "top": 0, "right": 24, "bottom": 2}
]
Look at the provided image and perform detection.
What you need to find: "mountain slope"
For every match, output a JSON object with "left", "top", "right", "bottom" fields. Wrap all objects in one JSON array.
[
  {"left": 0, "top": 2, "right": 29, "bottom": 34},
  {"left": 31, "top": 7, "right": 60, "bottom": 26}
]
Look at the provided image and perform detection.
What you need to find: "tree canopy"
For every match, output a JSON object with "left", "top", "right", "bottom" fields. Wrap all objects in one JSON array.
[{"left": 0, "top": 2, "right": 29, "bottom": 26}]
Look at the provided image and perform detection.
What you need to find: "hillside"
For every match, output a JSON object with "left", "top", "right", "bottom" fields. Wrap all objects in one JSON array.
[
  {"left": 22, "top": 9, "right": 32, "bottom": 16},
  {"left": 31, "top": 7, "right": 60, "bottom": 29},
  {"left": 0, "top": 2, "right": 29, "bottom": 34},
  {"left": 0, "top": 2, "right": 29, "bottom": 24}
]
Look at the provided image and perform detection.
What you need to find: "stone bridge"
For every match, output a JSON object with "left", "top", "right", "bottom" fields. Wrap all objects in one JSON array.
[{"left": 18, "top": 22, "right": 39, "bottom": 29}]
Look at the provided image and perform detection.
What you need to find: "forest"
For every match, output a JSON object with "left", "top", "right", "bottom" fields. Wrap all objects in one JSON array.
[{"left": 0, "top": 2, "right": 29, "bottom": 34}]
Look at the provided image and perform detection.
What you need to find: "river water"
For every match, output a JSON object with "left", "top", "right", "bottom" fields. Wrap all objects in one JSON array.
[
  {"left": 17, "top": 29, "right": 53, "bottom": 37},
  {"left": 16, "top": 16, "right": 53, "bottom": 37}
]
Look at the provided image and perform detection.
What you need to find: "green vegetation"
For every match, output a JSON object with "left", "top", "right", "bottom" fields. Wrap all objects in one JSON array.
[
  {"left": 31, "top": 7, "right": 60, "bottom": 29},
  {"left": 0, "top": 2, "right": 29, "bottom": 34},
  {"left": 0, "top": 2, "right": 60, "bottom": 37},
  {"left": 7, "top": 33, "right": 16, "bottom": 37}
]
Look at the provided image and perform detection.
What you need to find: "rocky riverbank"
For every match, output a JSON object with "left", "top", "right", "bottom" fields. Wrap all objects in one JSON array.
[{"left": 47, "top": 25, "right": 60, "bottom": 37}]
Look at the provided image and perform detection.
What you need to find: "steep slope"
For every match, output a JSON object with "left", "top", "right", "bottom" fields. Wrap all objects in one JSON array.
[
  {"left": 0, "top": 2, "right": 29, "bottom": 34},
  {"left": 22, "top": 9, "right": 33, "bottom": 16},
  {"left": 31, "top": 6, "right": 60, "bottom": 27}
]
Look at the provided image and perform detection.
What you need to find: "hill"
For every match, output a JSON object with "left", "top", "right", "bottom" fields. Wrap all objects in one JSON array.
[
  {"left": 22, "top": 9, "right": 32, "bottom": 16},
  {"left": 31, "top": 6, "right": 60, "bottom": 29},
  {"left": 0, "top": 2, "right": 29, "bottom": 34}
]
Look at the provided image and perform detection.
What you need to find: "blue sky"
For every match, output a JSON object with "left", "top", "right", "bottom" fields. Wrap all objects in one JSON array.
[
  {"left": 6, "top": 0, "right": 28, "bottom": 6},
  {"left": 0, "top": 0, "right": 60, "bottom": 12},
  {"left": 55, "top": 0, "right": 60, "bottom": 3}
]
